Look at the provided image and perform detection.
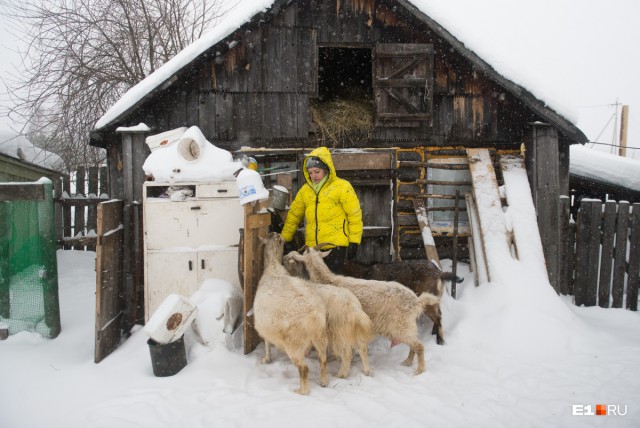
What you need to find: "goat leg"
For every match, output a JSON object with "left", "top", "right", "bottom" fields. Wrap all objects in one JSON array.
[
  {"left": 337, "top": 349, "right": 353, "bottom": 379},
  {"left": 261, "top": 340, "right": 272, "bottom": 364}
]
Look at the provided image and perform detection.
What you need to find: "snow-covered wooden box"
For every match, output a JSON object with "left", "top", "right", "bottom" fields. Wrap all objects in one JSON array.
[{"left": 144, "top": 294, "right": 198, "bottom": 344}]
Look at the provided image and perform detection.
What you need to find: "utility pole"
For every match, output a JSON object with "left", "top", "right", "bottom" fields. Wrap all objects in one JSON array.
[{"left": 618, "top": 105, "right": 629, "bottom": 158}]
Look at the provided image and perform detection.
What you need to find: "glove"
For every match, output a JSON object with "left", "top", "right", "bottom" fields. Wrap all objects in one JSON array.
[
  {"left": 347, "top": 243, "right": 358, "bottom": 260},
  {"left": 283, "top": 241, "right": 298, "bottom": 255}
]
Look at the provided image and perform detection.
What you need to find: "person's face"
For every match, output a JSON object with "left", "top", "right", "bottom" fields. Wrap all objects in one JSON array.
[{"left": 308, "top": 167, "right": 327, "bottom": 183}]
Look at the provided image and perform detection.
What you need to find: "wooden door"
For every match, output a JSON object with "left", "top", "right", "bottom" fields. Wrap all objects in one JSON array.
[
  {"left": 373, "top": 43, "right": 434, "bottom": 127},
  {"left": 95, "top": 200, "right": 125, "bottom": 363}
]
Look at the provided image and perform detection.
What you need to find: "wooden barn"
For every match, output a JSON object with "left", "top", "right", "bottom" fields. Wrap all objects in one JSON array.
[{"left": 89, "top": 0, "right": 589, "bottom": 359}]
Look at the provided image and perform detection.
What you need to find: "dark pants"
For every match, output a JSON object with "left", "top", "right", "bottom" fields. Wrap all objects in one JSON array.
[{"left": 322, "top": 246, "right": 347, "bottom": 275}]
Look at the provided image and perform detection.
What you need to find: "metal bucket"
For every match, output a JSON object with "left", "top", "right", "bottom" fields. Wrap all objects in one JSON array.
[
  {"left": 147, "top": 335, "right": 187, "bottom": 377},
  {"left": 271, "top": 185, "right": 289, "bottom": 210}
]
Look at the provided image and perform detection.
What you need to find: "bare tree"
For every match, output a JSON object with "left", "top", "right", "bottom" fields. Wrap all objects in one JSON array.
[{"left": 2, "top": 0, "right": 228, "bottom": 172}]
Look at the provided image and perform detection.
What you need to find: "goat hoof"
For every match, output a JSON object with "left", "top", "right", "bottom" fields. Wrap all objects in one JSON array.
[
  {"left": 295, "top": 388, "right": 310, "bottom": 395},
  {"left": 261, "top": 357, "right": 272, "bottom": 364}
]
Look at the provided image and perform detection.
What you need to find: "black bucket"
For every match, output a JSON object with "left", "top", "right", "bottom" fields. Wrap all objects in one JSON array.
[{"left": 147, "top": 335, "right": 187, "bottom": 377}]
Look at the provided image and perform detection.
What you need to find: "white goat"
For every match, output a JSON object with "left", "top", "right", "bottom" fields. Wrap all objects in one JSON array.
[
  {"left": 253, "top": 232, "right": 328, "bottom": 395},
  {"left": 291, "top": 247, "right": 440, "bottom": 375},
  {"left": 283, "top": 251, "right": 373, "bottom": 378}
]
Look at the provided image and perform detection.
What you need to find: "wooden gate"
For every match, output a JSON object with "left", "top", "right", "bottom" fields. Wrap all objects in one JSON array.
[{"left": 94, "top": 199, "right": 125, "bottom": 363}]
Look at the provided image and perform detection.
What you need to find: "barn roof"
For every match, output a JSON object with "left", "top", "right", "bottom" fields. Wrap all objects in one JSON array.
[{"left": 92, "top": 0, "right": 588, "bottom": 144}]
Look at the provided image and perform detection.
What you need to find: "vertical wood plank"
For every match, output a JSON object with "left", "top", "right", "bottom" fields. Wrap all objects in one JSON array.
[
  {"left": 612, "top": 201, "right": 630, "bottom": 308},
  {"left": 626, "top": 203, "right": 640, "bottom": 311},
  {"left": 567, "top": 220, "right": 576, "bottom": 296},
  {"left": 559, "top": 196, "right": 571, "bottom": 295},
  {"left": 74, "top": 167, "right": 86, "bottom": 250},
  {"left": 574, "top": 202, "right": 591, "bottom": 306},
  {"left": 465, "top": 193, "right": 488, "bottom": 285},
  {"left": 87, "top": 166, "right": 99, "bottom": 251},
  {"left": 243, "top": 204, "right": 272, "bottom": 355},
  {"left": 598, "top": 201, "right": 617, "bottom": 307},
  {"left": 585, "top": 200, "right": 602, "bottom": 306},
  {"left": 95, "top": 199, "right": 124, "bottom": 363},
  {"left": 63, "top": 174, "right": 72, "bottom": 250}
]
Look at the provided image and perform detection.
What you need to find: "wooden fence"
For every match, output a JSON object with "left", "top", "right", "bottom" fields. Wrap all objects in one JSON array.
[
  {"left": 561, "top": 198, "right": 640, "bottom": 311},
  {"left": 56, "top": 166, "right": 110, "bottom": 250}
]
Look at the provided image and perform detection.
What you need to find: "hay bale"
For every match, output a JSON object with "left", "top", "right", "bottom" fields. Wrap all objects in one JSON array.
[{"left": 311, "top": 97, "right": 374, "bottom": 146}]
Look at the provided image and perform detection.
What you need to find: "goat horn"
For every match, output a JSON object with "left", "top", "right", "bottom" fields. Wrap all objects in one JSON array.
[{"left": 315, "top": 242, "right": 333, "bottom": 250}]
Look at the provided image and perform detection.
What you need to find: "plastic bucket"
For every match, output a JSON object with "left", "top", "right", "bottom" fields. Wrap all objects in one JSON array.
[
  {"left": 147, "top": 335, "right": 187, "bottom": 377},
  {"left": 236, "top": 169, "right": 269, "bottom": 205}
]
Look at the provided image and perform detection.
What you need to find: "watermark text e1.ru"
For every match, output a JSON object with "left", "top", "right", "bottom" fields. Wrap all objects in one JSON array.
[{"left": 572, "top": 404, "right": 628, "bottom": 416}]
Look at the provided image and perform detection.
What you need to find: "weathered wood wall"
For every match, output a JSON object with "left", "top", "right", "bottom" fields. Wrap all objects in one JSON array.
[{"left": 122, "top": 0, "right": 540, "bottom": 151}]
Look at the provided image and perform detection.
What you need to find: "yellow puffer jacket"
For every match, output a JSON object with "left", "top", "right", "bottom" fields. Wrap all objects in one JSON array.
[{"left": 281, "top": 147, "right": 363, "bottom": 248}]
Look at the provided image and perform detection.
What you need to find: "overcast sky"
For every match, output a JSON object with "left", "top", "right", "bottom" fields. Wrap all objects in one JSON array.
[{"left": 1, "top": 0, "right": 639, "bottom": 159}]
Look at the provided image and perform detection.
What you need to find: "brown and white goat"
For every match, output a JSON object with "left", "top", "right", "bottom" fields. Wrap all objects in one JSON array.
[{"left": 342, "top": 259, "right": 462, "bottom": 345}]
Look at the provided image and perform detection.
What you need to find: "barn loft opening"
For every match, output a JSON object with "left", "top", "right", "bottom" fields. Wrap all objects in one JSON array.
[
  {"left": 318, "top": 47, "right": 373, "bottom": 101},
  {"left": 313, "top": 47, "right": 374, "bottom": 146}
]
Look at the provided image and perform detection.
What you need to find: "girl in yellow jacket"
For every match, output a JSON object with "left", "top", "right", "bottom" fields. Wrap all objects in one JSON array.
[{"left": 281, "top": 147, "right": 363, "bottom": 273}]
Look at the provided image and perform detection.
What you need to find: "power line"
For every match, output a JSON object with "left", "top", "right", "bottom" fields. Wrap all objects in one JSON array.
[{"left": 587, "top": 141, "right": 639, "bottom": 150}]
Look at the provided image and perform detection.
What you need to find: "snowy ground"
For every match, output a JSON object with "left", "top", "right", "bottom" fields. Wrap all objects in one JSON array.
[{"left": 1, "top": 249, "right": 639, "bottom": 428}]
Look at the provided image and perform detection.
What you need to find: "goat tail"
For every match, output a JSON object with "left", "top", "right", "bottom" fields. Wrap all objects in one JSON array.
[
  {"left": 354, "top": 311, "right": 374, "bottom": 344},
  {"left": 417, "top": 291, "right": 440, "bottom": 310},
  {"left": 440, "top": 272, "right": 464, "bottom": 283}
]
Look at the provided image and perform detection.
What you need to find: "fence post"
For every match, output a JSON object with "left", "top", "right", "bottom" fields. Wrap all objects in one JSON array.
[
  {"left": 574, "top": 200, "right": 601, "bottom": 306},
  {"left": 626, "top": 203, "right": 640, "bottom": 311},
  {"left": 612, "top": 201, "right": 630, "bottom": 308},
  {"left": 559, "top": 196, "right": 571, "bottom": 295},
  {"left": 598, "top": 201, "right": 617, "bottom": 307}
]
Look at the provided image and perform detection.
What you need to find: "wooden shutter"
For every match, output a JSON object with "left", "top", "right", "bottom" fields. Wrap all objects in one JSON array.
[{"left": 373, "top": 43, "right": 434, "bottom": 127}]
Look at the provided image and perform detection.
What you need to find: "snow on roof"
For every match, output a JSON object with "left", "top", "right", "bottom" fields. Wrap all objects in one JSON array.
[
  {"left": 95, "top": 0, "right": 275, "bottom": 130},
  {"left": 94, "top": 0, "right": 576, "bottom": 131},
  {"left": 0, "top": 129, "right": 65, "bottom": 172},
  {"left": 570, "top": 145, "right": 640, "bottom": 192}
]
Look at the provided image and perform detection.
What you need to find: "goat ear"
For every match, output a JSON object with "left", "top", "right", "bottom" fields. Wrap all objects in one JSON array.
[
  {"left": 290, "top": 252, "right": 305, "bottom": 261},
  {"left": 321, "top": 249, "right": 331, "bottom": 258}
]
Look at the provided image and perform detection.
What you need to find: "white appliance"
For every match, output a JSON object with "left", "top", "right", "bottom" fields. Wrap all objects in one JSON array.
[{"left": 143, "top": 181, "right": 244, "bottom": 321}]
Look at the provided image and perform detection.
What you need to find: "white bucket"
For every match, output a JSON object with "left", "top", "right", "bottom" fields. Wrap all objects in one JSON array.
[
  {"left": 236, "top": 169, "right": 269, "bottom": 205},
  {"left": 176, "top": 126, "right": 209, "bottom": 161},
  {"left": 144, "top": 294, "right": 198, "bottom": 345}
]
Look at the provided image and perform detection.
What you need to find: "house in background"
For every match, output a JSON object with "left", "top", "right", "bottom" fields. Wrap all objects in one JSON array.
[
  {"left": 88, "top": 0, "right": 589, "bottom": 353},
  {"left": 569, "top": 145, "right": 640, "bottom": 217},
  {"left": 0, "top": 130, "right": 64, "bottom": 183}
]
